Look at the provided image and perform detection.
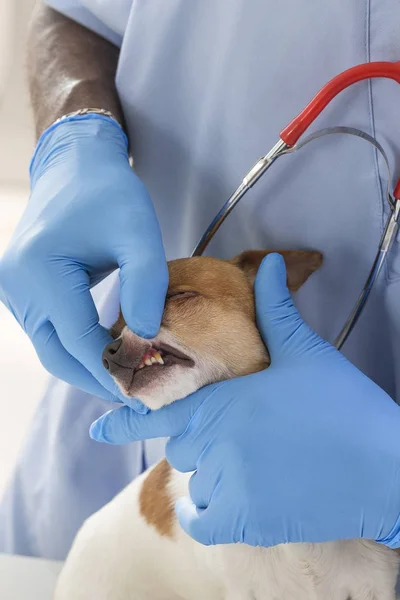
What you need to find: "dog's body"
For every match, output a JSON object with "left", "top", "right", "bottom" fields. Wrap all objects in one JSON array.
[
  {"left": 54, "top": 251, "right": 400, "bottom": 600},
  {"left": 55, "top": 461, "right": 399, "bottom": 600}
]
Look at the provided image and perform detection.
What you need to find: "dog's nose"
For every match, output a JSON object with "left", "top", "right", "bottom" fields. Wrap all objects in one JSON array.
[{"left": 102, "top": 339, "right": 123, "bottom": 373}]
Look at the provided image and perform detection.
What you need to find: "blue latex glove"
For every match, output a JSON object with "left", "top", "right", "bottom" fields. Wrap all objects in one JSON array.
[
  {"left": 90, "top": 253, "right": 400, "bottom": 548},
  {"left": 0, "top": 115, "right": 167, "bottom": 411}
]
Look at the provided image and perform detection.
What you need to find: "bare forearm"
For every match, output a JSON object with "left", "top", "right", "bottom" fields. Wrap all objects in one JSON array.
[{"left": 28, "top": 2, "right": 124, "bottom": 139}]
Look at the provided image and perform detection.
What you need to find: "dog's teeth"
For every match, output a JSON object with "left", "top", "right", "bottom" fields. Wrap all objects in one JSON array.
[
  {"left": 150, "top": 357, "right": 157, "bottom": 364},
  {"left": 138, "top": 362, "right": 145, "bottom": 369},
  {"left": 154, "top": 352, "right": 164, "bottom": 365},
  {"left": 144, "top": 358, "right": 152, "bottom": 366}
]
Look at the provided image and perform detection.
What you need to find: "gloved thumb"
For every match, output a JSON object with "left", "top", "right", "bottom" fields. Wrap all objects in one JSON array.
[
  {"left": 175, "top": 497, "right": 212, "bottom": 546},
  {"left": 89, "top": 383, "right": 218, "bottom": 444},
  {"left": 254, "top": 253, "right": 317, "bottom": 360}
]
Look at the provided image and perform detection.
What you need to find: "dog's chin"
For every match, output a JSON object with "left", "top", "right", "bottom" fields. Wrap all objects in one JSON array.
[{"left": 117, "top": 364, "right": 208, "bottom": 411}]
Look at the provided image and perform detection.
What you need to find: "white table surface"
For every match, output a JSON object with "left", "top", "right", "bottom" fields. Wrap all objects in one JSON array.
[{"left": 0, "top": 553, "right": 63, "bottom": 600}]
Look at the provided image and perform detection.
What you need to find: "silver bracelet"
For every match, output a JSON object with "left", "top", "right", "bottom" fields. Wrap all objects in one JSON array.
[{"left": 52, "top": 108, "right": 124, "bottom": 130}]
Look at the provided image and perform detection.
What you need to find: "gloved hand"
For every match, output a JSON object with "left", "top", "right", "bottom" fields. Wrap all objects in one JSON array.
[
  {"left": 90, "top": 253, "right": 400, "bottom": 548},
  {"left": 0, "top": 115, "right": 167, "bottom": 411}
]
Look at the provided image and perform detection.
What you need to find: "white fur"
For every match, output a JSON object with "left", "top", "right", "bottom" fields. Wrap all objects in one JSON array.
[{"left": 54, "top": 465, "right": 399, "bottom": 600}]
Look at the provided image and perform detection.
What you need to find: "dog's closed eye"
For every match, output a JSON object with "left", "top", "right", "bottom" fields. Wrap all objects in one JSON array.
[{"left": 166, "top": 290, "right": 199, "bottom": 301}]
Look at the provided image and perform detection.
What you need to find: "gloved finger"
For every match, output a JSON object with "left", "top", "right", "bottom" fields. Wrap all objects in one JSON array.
[
  {"left": 119, "top": 219, "right": 168, "bottom": 339},
  {"left": 89, "top": 385, "right": 216, "bottom": 443},
  {"left": 43, "top": 265, "right": 123, "bottom": 397},
  {"left": 119, "top": 251, "right": 168, "bottom": 340},
  {"left": 165, "top": 383, "right": 226, "bottom": 472},
  {"left": 175, "top": 497, "right": 214, "bottom": 546},
  {"left": 254, "top": 253, "right": 316, "bottom": 360},
  {"left": 188, "top": 469, "right": 213, "bottom": 509},
  {"left": 32, "top": 320, "right": 117, "bottom": 401}
]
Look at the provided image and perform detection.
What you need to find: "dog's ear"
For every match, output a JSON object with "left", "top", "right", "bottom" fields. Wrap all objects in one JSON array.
[{"left": 230, "top": 250, "right": 323, "bottom": 291}]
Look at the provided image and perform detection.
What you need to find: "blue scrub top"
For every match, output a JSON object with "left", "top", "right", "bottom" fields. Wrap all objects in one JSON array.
[{"left": 1, "top": 0, "right": 400, "bottom": 561}]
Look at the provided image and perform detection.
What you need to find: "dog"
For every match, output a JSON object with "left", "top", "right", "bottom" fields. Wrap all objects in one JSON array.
[{"left": 53, "top": 249, "right": 400, "bottom": 600}]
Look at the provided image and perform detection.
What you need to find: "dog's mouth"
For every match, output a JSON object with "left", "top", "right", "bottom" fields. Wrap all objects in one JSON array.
[
  {"left": 136, "top": 342, "right": 195, "bottom": 372},
  {"left": 104, "top": 338, "right": 195, "bottom": 398},
  {"left": 125, "top": 342, "right": 195, "bottom": 396}
]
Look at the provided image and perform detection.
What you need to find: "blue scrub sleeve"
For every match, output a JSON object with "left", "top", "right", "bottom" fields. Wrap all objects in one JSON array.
[{"left": 43, "top": 0, "right": 123, "bottom": 47}]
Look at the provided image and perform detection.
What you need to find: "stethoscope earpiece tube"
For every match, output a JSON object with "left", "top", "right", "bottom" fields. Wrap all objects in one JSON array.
[{"left": 280, "top": 61, "right": 400, "bottom": 146}]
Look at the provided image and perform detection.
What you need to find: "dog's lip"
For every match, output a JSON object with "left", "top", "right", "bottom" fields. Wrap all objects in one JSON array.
[
  {"left": 120, "top": 341, "right": 195, "bottom": 396},
  {"left": 106, "top": 338, "right": 196, "bottom": 396},
  {"left": 153, "top": 342, "right": 194, "bottom": 366}
]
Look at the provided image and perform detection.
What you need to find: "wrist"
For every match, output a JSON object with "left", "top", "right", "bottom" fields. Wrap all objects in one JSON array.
[
  {"left": 375, "top": 435, "right": 400, "bottom": 549},
  {"left": 377, "top": 516, "right": 400, "bottom": 550},
  {"left": 29, "top": 114, "right": 129, "bottom": 188},
  {"left": 376, "top": 516, "right": 400, "bottom": 550}
]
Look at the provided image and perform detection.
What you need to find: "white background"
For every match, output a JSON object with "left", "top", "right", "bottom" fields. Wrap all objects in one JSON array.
[{"left": 0, "top": 0, "right": 48, "bottom": 497}]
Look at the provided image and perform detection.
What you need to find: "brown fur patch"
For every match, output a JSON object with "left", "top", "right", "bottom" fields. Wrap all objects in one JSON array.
[
  {"left": 109, "top": 312, "right": 126, "bottom": 339},
  {"left": 112, "top": 251, "right": 321, "bottom": 383},
  {"left": 139, "top": 459, "right": 175, "bottom": 538}
]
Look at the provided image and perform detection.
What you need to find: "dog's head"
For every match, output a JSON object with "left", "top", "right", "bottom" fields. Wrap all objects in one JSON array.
[{"left": 102, "top": 250, "right": 322, "bottom": 410}]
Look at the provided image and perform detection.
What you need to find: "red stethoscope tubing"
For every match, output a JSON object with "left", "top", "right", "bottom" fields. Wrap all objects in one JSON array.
[{"left": 279, "top": 61, "right": 400, "bottom": 198}]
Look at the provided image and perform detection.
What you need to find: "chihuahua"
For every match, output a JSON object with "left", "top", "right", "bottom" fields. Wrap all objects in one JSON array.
[{"left": 54, "top": 249, "right": 400, "bottom": 600}]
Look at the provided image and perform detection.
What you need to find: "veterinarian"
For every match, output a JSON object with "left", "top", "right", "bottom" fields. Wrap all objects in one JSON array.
[{"left": 1, "top": 0, "right": 400, "bottom": 559}]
